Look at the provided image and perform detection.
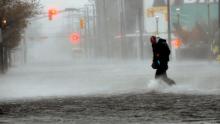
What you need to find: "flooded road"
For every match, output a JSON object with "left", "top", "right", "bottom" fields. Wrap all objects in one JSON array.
[
  {"left": 0, "top": 93, "right": 220, "bottom": 124},
  {"left": 0, "top": 60, "right": 220, "bottom": 123},
  {"left": 1, "top": 0, "right": 220, "bottom": 123}
]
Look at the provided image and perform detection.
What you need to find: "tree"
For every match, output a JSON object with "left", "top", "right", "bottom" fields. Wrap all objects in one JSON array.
[{"left": 0, "top": 0, "right": 40, "bottom": 73}]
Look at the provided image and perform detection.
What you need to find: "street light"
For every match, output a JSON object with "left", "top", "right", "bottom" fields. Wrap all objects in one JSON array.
[
  {"left": 2, "top": 19, "right": 7, "bottom": 25},
  {"left": 176, "top": 8, "right": 180, "bottom": 25},
  {"left": 176, "top": 8, "right": 180, "bottom": 11},
  {"left": 1, "top": 18, "right": 7, "bottom": 29},
  {"left": 155, "top": 16, "right": 159, "bottom": 35}
]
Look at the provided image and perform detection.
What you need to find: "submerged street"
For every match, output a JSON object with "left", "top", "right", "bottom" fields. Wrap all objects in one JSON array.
[
  {"left": 0, "top": 60, "right": 220, "bottom": 123},
  {"left": 0, "top": 91, "right": 220, "bottom": 124},
  {"left": 0, "top": 0, "right": 220, "bottom": 123}
]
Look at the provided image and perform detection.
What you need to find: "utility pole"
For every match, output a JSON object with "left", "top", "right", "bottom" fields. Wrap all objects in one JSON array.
[
  {"left": 103, "top": 0, "right": 109, "bottom": 57},
  {"left": 119, "top": 0, "right": 122, "bottom": 59},
  {"left": 207, "top": 0, "right": 211, "bottom": 43},
  {"left": 86, "top": 5, "right": 92, "bottom": 57},
  {"left": 91, "top": 3, "right": 97, "bottom": 57},
  {"left": 85, "top": 3, "right": 96, "bottom": 57},
  {"left": 138, "top": 1, "right": 144, "bottom": 60},
  {"left": 120, "top": 0, "right": 125, "bottom": 59},
  {"left": 167, "top": 0, "right": 171, "bottom": 46},
  {"left": 0, "top": 28, "right": 3, "bottom": 73},
  {"left": 92, "top": 4, "right": 96, "bottom": 42},
  {"left": 90, "top": 0, "right": 98, "bottom": 57},
  {"left": 84, "top": 6, "right": 89, "bottom": 57},
  {"left": 219, "top": 0, "right": 220, "bottom": 54},
  {"left": 219, "top": 0, "right": 220, "bottom": 29},
  {"left": 156, "top": 16, "right": 159, "bottom": 35},
  {"left": 176, "top": 8, "right": 180, "bottom": 25},
  {"left": 167, "top": 0, "right": 176, "bottom": 60}
]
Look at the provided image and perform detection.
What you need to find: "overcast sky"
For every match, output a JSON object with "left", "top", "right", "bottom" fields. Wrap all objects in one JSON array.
[{"left": 41, "top": 0, "right": 89, "bottom": 11}]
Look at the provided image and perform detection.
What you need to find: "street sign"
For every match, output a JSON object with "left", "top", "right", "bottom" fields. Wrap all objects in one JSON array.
[
  {"left": 145, "top": 7, "right": 167, "bottom": 20},
  {"left": 0, "top": 28, "right": 2, "bottom": 43}
]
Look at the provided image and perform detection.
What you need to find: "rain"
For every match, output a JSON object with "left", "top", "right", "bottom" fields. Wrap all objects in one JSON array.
[{"left": 0, "top": 0, "right": 220, "bottom": 123}]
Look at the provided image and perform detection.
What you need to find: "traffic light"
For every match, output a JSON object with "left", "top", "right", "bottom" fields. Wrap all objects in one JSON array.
[
  {"left": 80, "top": 18, "right": 85, "bottom": 29},
  {"left": 48, "top": 8, "right": 58, "bottom": 21},
  {"left": 70, "top": 32, "right": 80, "bottom": 44}
]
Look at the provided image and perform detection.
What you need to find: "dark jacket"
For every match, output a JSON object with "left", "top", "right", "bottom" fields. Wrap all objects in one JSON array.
[{"left": 152, "top": 38, "right": 170, "bottom": 70}]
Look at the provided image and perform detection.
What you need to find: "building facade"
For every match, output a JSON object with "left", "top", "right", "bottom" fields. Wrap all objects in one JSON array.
[{"left": 95, "top": 0, "right": 146, "bottom": 59}]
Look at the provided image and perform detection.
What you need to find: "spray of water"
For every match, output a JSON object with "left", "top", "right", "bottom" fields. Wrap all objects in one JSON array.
[
  {"left": 2, "top": 34, "right": 220, "bottom": 100},
  {"left": 1, "top": 56, "right": 220, "bottom": 101},
  {"left": 145, "top": 63, "right": 220, "bottom": 95},
  {"left": 1, "top": 12, "right": 220, "bottom": 101}
]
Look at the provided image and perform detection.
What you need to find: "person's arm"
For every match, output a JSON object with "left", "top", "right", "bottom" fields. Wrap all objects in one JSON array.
[
  {"left": 152, "top": 44, "right": 158, "bottom": 62},
  {"left": 151, "top": 44, "right": 160, "bottom": 69}
]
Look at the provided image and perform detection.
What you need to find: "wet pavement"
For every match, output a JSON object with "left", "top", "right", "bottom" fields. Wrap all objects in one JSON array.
[
  {"left": 0, "top": 93, "right": 220, "bottom": 124},
  {"left": 0, "top": 60, "right": 220, "bottom": 123}
]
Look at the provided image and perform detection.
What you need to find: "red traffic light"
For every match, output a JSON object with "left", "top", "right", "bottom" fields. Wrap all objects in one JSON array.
[
  {"left": 48, "top": 8, "right": 58, "bottom": 15},
  {"left": 48, "top": 8, "right": 58, "bottom": 20},
  {"left": 49, "top": 9, "right": 57, "bottom": 15},
  {"left": 70, "top": 32, "right": 80, "bottom": 44}
]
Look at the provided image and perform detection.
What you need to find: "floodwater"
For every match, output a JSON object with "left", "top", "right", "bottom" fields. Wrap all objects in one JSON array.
[
  {"left": 0, "top": 35, "right": 220, "bottom": 123},
  {"left": 0, "top": 60, "right": 220, "bottom": 124},
  {"left": 0, "top": 92, "right": 220, "bottom": 124}
]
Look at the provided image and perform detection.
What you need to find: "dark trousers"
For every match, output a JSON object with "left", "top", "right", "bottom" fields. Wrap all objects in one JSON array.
[{"left": 155, "top": 68, "right": 175, "bottom": 85}]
